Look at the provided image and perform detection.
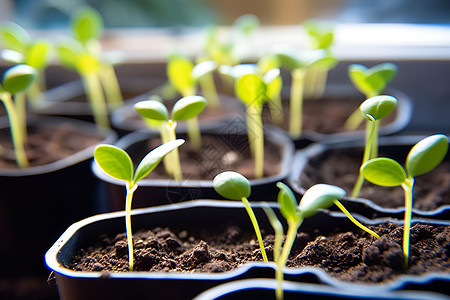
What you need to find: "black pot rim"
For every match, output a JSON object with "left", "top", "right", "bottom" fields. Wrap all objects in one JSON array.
[{"left": 0, "top": 115, "right": 117, "bottom": 177}]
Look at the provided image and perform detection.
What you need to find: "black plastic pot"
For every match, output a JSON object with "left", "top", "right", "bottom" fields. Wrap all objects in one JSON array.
[
  {"left": 92, "top": 123, "right": 295, "bottom": 211},
  {"left": 0, "top": 116, "right": 116, "bottom": 279},
  {"left": 288, "top": 135, "right": 450, "bottom": 220},
  {"left": 45, "top": 200, "right": 449, "bottom": 300}
]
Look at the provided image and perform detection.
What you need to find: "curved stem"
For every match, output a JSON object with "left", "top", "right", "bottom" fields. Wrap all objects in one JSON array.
[
  {"left": 125, "top": 183, "right": 138, "bottom": 271},
  {"left": 289, "top": 69, "right": 306, "bottom": 138},
  {"left": 99, "top": 64, "right": 123, "bottom": 109},
  {"left": 241, "top": 197, "right": 268, "bottom": 262},
  {"left": 401, "top": 178, "right": 414, "bottom": 268},
  {"left": 199, "top": 73, "right": 220, "bottom": 108},
  {"left": 82, "top": 73, "right": 110, "bottom": 131},
  {"left": 187, "top": 116, "right": 202, "bottom": 150},
  {"left": 333, "top": 200, "right": 380, "bottom": 239}
]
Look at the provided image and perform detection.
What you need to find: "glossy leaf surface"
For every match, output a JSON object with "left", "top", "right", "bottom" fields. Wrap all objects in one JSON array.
[
  {"left": 299, "top": 184, "right": 346, "bottom": 218},
  {"left": 406, "top": 134, "right": 448, "bottom": 178},
  {"left": 94, "top": 145, "right": 133, "bottom": 183},
  {"left": 172, "top": 96, "right": 207, "bottom": 121},
  {"left": 361, "top": 158, "right": 407, "bottom": 187},
  {"left": 213, "top": 171, "right": 251, "bottom": 200}
]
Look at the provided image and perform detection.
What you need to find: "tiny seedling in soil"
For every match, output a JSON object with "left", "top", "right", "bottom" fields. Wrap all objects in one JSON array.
[
  {"left": 0, "top": 64, "right": 37, "bottom": 167},
  {"left": 345, "top": 62, "right": 398, "bottom": 130},
  {"left": 56, "top": 6, "right": 123, "bottom": 131},
  {"left": 213, "top": 171, "right": 269, "bottom": 262},
  {"left": 94, "top": 139, "right": 185, "bottom": 271},
  {"left": 134, "top": 95, "right": 207, "bottom": 180},
  {"left": 274, "top": 48, "right": 337, "bottom": 138},
  {"left": 266, "top": 182, "right": 380, "bottom": 300},
  {"left": 351, "top": 95, "right": 398, "bottom": 198},
  {"left": 0, "top": 22, "right": 52, "bottom": 108},
  {"left": 361, "top": 134, "right": 448, "bottom": 268}
]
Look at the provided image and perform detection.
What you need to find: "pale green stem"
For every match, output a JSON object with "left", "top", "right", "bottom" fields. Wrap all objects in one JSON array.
[
  {"left": 333, "top": 200, "right": 380, "bottom": 239},
  {"left": 82, "top": 73, "right": 110, "bottom": 131},
  {"left": 344, "top": 92, "right": 377, "bottom": 130},
  {"left": 289, "top": 68, "right": 306, "bottom": 139},
  {"left": 15, "top": 91, "right": 28, "bottom": 143},
  {"left": 268, "top": 93, "right": 284, "bottom": 127},
  {"left": 199, "top": 73, "right": 220, "bottom": 108},
  {"left": 370, "top": 121, "right": 380, "bottom": 159},
  {"left": 187, "top": 117, "right": 202, "bottom": 150},
  {"left": 304, "top": 66, "right": 317, "bottom": 97},
  {"left": 247, "top": 104, "right": 264, "bottom": 179},
  {"left": 241, "top": 197, "right": 268, "bottom": 262},
  {"left": 125, "top": 183, "right": 138, "bottom": 271},
  {"left": 99, "top": 64, "right": 123, "bottom": 109},
  {"left": 351, "top": 116, "right": 376, "bottom": 198},
  {"left": 246, "top": 104, "right": 256, "bottom": 156},
  {"left": 401, "top": 178, "right": 414, "bottom": 268},
  {"left": 0, "top": 93, "right": 29, "bottom": 168},
  {"left": 313, "top": 67, "right": 328, "bottom": 99},
  {"left": 161, "top": 121, "right": 182, "bottom": 181}
]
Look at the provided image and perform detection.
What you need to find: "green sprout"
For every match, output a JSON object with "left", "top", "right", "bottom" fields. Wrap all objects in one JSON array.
[
  {"left": 351, "top": 95, "right": 398, "bottom": 198},
  {"left": 361, "top": 134, "right": 448, "bottom": 268},
  {"left": 134, "top": 96, "right": 207, "bottom": 180},
  {"left": 0, "top": 22, "right": 52, "bottom": 108},
  {"left": 303, "top": 20, "right": 337, "bottom": 98},
  {"left": 265, "top": 183, "right": 380, "bottom": 300},
  {"left": 94, "top": 139, "right": 185, "bottom": 271},
  {"left": 0, "top": 64, "right": 37, "bottom": 168},
  {"left": 275, "top": 48, "right": 337, "bottom": 138},
  {"left": 56, "top": 6, "right": 123, "bottom": 130},
  {"left": 213, "top": 171, "right": 268, "bottom": 262},
  {"left": 345, "top": 63, "right": 398, "bottom": 130}
]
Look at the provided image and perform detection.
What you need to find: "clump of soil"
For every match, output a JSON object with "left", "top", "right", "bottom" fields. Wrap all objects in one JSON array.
[{"left": 67, "top": 221, "right": 450, "bottom": 284}]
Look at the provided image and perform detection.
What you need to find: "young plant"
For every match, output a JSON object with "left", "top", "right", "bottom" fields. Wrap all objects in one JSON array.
[
  {"left": 345, "top": 63, "right": 398, "bottom": 130},
  {"left": 213, "top": 171, "right": 268, "bottom": 262},
  {"left": 94, "top": 139, "right": 185, "bottom": 271},
  {"left": 274, "top": 48, "right": 337, "bottom": 138},
  {"left": 0, "top": 64, "right": 36, "bottom": 168},
  {"left": 0, "top": 22, "right": 52, "bottom": 108},
  {"left": 351, "top": 95, "right": 398, "bottom": 198},
  {"left": 303, "top": 20, "right": 337, "bottom": 98},
  {"left": 134, "top": 96, "right": 207, "bottom": 180},
  {"left": 267, "top": 182, "right": 380, "bottom": 300},
  {"left": 56, "top": 6, "right": 123, "bottom": 130},
  {"left": 361, "top": 134, "right": 448, "bottom": 268}
]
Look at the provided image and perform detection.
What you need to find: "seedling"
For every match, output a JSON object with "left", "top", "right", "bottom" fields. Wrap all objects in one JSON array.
[
  {"left": 275, "top": 48, "right": 337, "bottom": 138},
  {"left": 213, "top": 171, "right": 268, "bottom": 262},
  {"left": 0, "top": 64, "right": 37, "bottom": 168},
  {"left": 361, "top": 134, "right": 448, "bottom": 268},
  {"left": 0, "top": 22, "right": 52, "bottom": 108},
  {"left": 134, "top": 96, "right": 207, "bottom": 180},
  {"left": 266, "top": 182, "right": 380, "bottom": 300},
  {"left": 303, "top": 20, "right": 337, "bottom": 98},
  {"left": 56, "top": 7, "right": 123, "bottom": 130},
  {"left": 345, "top": 63, "right": 398, "bottom": 130},
  {"left": 94, "top": 139, "right": 185, "bottom": 271},
  {"left": 351, "top": 95, "right": 398, "bottom": 198}
]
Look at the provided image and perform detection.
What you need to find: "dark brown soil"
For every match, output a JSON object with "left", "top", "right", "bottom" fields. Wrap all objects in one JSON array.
[
  {"left": 67, "top": 221, "right": 449, "bottom": 284},
  {"left": 298, "top": 148, "right": 450, "bottom": 210},
  {"left": 0, "top": 119, "right": 103, "bottom": 169},
  {"left": 263, "top": 97, "right": 397, "bottom": 134},
  {"left": 144, "top": 133, "right": 282, "bottom": 180}
]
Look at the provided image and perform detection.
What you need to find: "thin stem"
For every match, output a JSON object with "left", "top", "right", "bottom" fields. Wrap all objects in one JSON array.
[
  {"left": 401, "top": 178, "right": 414, "bottom": 268},
  {"left": 0, "top": 93, "right": 29, "bottom": 168},
  {"left": 125, "top": 183, "right": 137, "bottom": 271},
  {"left": 289, "top": 68, "right": 306, "bottom": 138},
  {"left": 313, "top": 67, "right": 328, "bottom": 99},
  {"left": 241, "top": 197, "right": 268, "bottom": 262},
  {"left": 247, "top": 104, "right": 264, "bottom": 179},
  {"left": 99, "top": 64, "right": 123, "bottom": 109},
  {"left": 186, "top": 117, "right": 202, "bottom": 150},
  {"left": 278, "top": 219, "right": 302, "bottom": 269},
  {"left": 15, "top": 91, "right": 28, "bottom": 143},
  {"left": 161, "top": 121, "right": 182, "bottom": 181},
  {"left": 370, "top": 120, "right": 380, "bottom": 159},
  {"left": 199, "top": 72, "right": 220, "bottom": 108},
  {"left": 268, "top": 93, "right": 284, "bottom": 127},
  {"left": 333, "top": 200, "right": 380, "bottom": 239},
  {"left": 82, "top": 73, "right": 110, "bottom": 131}
]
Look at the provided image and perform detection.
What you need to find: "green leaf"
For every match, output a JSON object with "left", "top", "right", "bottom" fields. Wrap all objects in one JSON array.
[
  {"left": 360, "top": 95, "right": 397, "bottom": 121},
  {"left": 134, "top": 100, "right": 169, "bottom": 121},
  {"left": 224, "top": 64, "right": 258, "bottom": 79},
  {"left": 406, "top": 134, "right": 448, "bottom": 178},
  {"left": 266, "top": 74, "right": 282, "bottom": 100},
  {"left": 56, "top": 40, "right": 83, "bottom": 70},
  {"left": 235, "top": 73, "right": 267, "bottom": 106},
  {"left": 276, "top": 182, "right": 299, "bottom": 222},
  {"left": 1, "top": 49, "right": 25, "bottom": 64},
  {"left": 367, "top": 63, "right": 397, "bottom": 84},
  {"left": 72, "top": 7, "right": 103, "bottom": 44},
  {"left": 299, "top": 184, "right": 346, "bottom": 218},
  {"left": 2, "top": 64, "right": 36, "bottom": 94},
  {"left": 192, "top": 60, "right": 217, "bottom": 80},
  {"left": 172, "top": 96, "right": 207, "bottom": 121},
  {"left": 233, "top": 14, "right": 260, "bottom": 36},
  {"left": 76, "top": 53, "right": 100, "bottom": 75},
  {"left": 167, "top": 54, "right": 196, "bottom": 96},
  {"left": 361, "top": 158, "right": 407, "bottom": 187},
  {"left": 94, "top": 145, "right": 133, "bottom": 183},
  {"left": 274, "top": 49, "right": 302, "bottom": 70},
  {"left": 26, "top": 41, "right": 51, "bottom": 69},
  {"left": 257, "top": 55, "right": 280, "bottom": 73},
  {"left": 0, "top": 22, "right": 30, "bottom": 53},
  {"left": 133, "top": 139, "right": 185, "bottom": 183},
  {"left": 348, "top": 64, "right": 373, "bottom": 97},
  {"left": 213, "top": 171, "right": 251, "bottom": 200}
]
